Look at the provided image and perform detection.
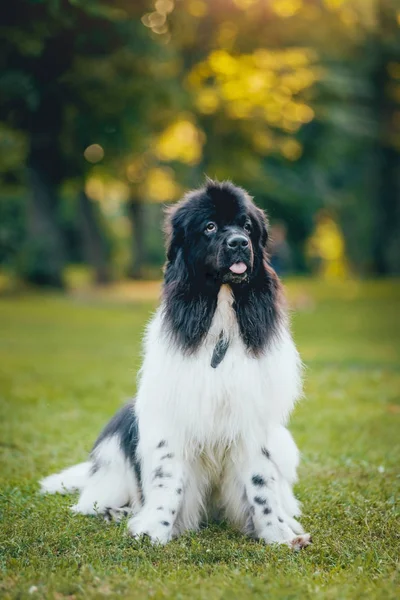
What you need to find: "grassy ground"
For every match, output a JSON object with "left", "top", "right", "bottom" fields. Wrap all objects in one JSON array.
[{"left": 0, "top": 279, "right": 399, "bottom": 599}]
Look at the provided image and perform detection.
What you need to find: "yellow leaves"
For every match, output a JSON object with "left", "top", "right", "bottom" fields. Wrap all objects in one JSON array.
[
  {"left": 280, "top": 138, "right": 303, "bottom": 161},
  {"left": 85, "top": 176, "right": 129, "bottom": 214},
  {"left": 339, "top": 6, "right": 358, "bottom": 28},
  {"left": 252, "top": 131, "right": 274, "bottom": 153},
  {"left": 187, "top": 48, "right": 317, "bottom": 144},
  {"left": 140, "top": 167, "right": 180, "bottom": 202},
  {"left": 233, "top": 0, "right": 258, "bottom": 9},
  {"left": 281, "top": 68, "right": 317, "bottom": 93},
  {"left": 188, "top": 0, "right": 208, "bottom": 18},
  {"left": 306, "top": 212, "right": 348, "bottom": 279},
  {"left": 209, "top": 50, "right": 238, "bottom": 77},
  {"left": 322, "top": 0, "right": 375, "bottom": 29},
  {"left": 323, "top": 0, "right": 347, "bottom": 10},
  {"left": 126, "top": 156, "right": 147, "bottom": 183},
  {"left": 217, "top": 22, "right": 238, "bottom": 49},
  {"left": 271, "top": 0, "right": 303, "bottom": 19},
  {"left": 155, "top": 119, "right": 205, "bottom": 165},
  {"left": 284, "top": 102, "right": 314, "bottom": 124},
  {"left": 195, "top": 89, "right": 220, "bottom": 114}
]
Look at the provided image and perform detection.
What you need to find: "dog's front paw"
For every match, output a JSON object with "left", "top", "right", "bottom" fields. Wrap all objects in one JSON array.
[
  {"left": 258, "top": 516, "right": 311, "bottom": 550},
  {"left": 127, "top": 509, "right": 173, "bottom": 545},
  {"left": 290, "top": 533, "right": 312, "bottom": 551}
]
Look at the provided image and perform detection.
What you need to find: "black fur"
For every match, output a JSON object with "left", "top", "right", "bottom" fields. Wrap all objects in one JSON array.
[
  {"left": 92, "top": 402, "right": 141, "bottom": 487},
  {"left": 163, "top": 180, "right": 283, "bottom": 356},
  {"left": 254, "top": 496, "right": 267, "bottom": 505},
  {"left": 252, "top": 475, "right": 266, "bottom": 487},
  {"left": 261, "top": 448, "right": 271, "bottom": 459},
  {"left": 211, "top": 332, "right": 230, "bottom": 368}
]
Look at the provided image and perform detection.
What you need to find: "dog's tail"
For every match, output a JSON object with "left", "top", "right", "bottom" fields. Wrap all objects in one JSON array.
[{"left": 40, "top": 462, "right": 91, "bottom": 495}]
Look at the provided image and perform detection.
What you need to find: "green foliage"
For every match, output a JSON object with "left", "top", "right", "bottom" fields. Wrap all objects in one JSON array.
[
  {"left": 0, "top": 279, "right": 399, "bottom": 598},
  {"left": 0, "top": 0, "right": 400, "bottom": 280}
]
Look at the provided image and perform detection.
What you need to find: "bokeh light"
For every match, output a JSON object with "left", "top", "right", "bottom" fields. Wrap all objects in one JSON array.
[{"left": 84, "top": 144, "right": 105, "bottom": 164}]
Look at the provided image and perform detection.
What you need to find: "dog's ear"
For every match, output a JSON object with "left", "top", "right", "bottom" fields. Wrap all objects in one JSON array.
[
  {"left": 164, "top": 201, "right": 186, "bottom": 263},
  {"left": 254, "top": 207, "right": 269, "bottom": 249}
]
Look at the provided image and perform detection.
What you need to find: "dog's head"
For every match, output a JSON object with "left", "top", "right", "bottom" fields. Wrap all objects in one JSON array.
[{"left": 165, "top": 179, "right": 268, "bottom": 285}]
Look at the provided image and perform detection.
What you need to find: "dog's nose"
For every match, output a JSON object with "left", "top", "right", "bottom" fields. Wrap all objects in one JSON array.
[{"left": 227, "top": 234, "right": 249, "bottom": 249}]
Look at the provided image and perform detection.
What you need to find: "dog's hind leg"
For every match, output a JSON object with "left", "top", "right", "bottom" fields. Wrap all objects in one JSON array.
[
  {"left": 71, "top": 436, "right": 140, "bottom": 516},
  {"left": 103, "top": 505, "right": 135, "bottom": 523}
]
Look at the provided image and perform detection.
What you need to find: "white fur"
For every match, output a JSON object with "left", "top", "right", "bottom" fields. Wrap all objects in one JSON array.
[
  {"left": 40, "top": 462, "right": 91, "bottom": 495},
  {"left": 41, "top": 285, "right": 310, "bottom": 548}
]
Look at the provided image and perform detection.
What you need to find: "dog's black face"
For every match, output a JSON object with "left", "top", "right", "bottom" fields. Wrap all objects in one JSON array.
[
  {"left": 163, "top": 180, "right": 281, "bottom": 356},
  {"left": 166, "top": 180, "right": 268, "bottom": 286}
]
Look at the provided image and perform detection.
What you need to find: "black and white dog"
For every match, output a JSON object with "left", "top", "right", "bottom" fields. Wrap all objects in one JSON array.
[{"left": 41, "top": 180, "right": 311, "bottom": 549}]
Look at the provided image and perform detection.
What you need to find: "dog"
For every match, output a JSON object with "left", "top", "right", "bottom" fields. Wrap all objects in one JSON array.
[{"left": 40, "top": 179, "right": 311, "bottom": 549}]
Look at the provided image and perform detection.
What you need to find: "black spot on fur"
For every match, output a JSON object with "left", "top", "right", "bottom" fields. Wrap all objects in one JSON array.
[
  {"left": 90, "top": 461, "right": 100, "bottom": 476},
  {"left": 161, "top": 521, "right": 170, "bottom": 527},
  {"left": 157, "top": 440, "right": 167, "bottom": 448},
  {"left": 176, "top": 488, "right": 182, "bottom": 495},
  {"left": 262, "top": 448, "right": 270, "bottom": 459},
  {"left": 157, "top": 506, "right": 163, "bottom": 511},
  {"left": 266, "top": 521, "right": 272, "bottom": 526},
  {"left": 254, "top": 496, "right": 267, "bottom": 505},
  {"left": 211, "top": 332, "right": 230, "bottom": 368},
  {"left": 157, "top": 484, "right": 164, "bottom": 488},
  {"left": 278, "top": 517, "right": 284, "bottom": 523},
  {"left": 153, "top": 467, "right": 165, "bottom": 479},
  {"left": 252, "top": 475, "right": 266, "bottom": 487},
  {"left": 171, "top": 510, "right": 176, "bottom": 515},
  {"left": 263, "top": 507, "right": 272, "bottom": 515},
  {"left": 161, "top": 453, "right": 174, "bottom": 460}
]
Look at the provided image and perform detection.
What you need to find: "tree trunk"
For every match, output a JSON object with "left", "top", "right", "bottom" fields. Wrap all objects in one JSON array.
[
  {"left": 24, "top": 91, "right": 66, "bottom": 287},
  {"left": 24, "top": 165, "right": 66, "bottom": 287},
  {"left": 78, "top": 189, "right": 111, "bottom": 284},
  {"left": 127, "top": 197, "right": 146, "bottom": 279},
  {"left": 372, "top": 144, "right": 400, "bottom": 275},
  {"left": 371, "top": 2, "right": 400, "bottom": 275}
]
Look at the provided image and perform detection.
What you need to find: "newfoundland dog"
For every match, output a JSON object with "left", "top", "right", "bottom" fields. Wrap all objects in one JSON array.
[{"left": 41, "top": 179, "right": 311, "bottom": 549}]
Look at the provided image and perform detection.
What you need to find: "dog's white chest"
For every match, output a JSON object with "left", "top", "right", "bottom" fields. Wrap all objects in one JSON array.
[{"left": 136, "top": 287, "right": 302, "bottom": 450}]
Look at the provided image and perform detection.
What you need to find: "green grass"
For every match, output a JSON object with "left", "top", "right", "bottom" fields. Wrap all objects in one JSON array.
[{"left": 0, "top": 279, "right": 399, "bottom": 599}]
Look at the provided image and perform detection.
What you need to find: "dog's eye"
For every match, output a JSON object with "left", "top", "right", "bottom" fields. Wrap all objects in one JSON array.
[
  {"left": 205, "top": 222, "right": 217, "bottom": 233},
  {"left": 244, "top": 221, "right": 252, "bottom": 233}
]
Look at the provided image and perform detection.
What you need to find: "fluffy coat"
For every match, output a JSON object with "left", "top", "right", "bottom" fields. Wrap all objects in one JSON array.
[{"left": 40, "top": 180, "right": 311, "bottom": 549}]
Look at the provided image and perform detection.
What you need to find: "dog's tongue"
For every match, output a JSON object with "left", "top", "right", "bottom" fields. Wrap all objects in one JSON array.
[{"left": 229, "top": 262, "right": 247, "bottom": 275}]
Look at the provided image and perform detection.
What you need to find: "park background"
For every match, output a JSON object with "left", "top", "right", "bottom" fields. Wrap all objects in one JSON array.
[
  {"left": 1, "top": 0, "right": 399, "bottom": 287},
  {"left": 0, "top": 1, "right": 399, "bottom": 599}
]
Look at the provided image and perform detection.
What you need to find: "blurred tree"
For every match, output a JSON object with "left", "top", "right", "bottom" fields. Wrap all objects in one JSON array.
[
  {"left": 370, "top": 0, "right": 400, "bottom": 274},
  {"left": 1, "top": 0, "right": 399, "bottom": 282},
  {"left": 0, "top": 0, "right": 171, "bottom": 284}
]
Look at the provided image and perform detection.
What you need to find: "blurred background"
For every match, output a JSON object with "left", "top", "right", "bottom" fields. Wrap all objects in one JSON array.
[{"left": 1, "top": 0, "right": 399, "bottom": 289}]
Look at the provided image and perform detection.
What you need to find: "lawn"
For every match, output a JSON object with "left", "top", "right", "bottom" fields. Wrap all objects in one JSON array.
[{"left": 0, "top": 279, "right": 399, "bottom": 599}]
